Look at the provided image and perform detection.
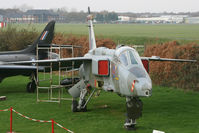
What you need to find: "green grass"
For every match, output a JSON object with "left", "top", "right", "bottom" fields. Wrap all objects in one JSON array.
[
  {"left": 14, "top": 23, "right": 199, "bottom": 45},
  {"left": 0, "top": 76, "right": 199, "bottom": 133}
]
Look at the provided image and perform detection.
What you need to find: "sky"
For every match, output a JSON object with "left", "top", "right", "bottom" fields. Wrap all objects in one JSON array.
[{"left": 0, "top": 0, "right": 198, "bottom": 13}]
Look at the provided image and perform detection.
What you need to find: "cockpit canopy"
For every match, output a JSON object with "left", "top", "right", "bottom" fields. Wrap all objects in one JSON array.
[
  {"left": 118, "top": 48, "right": 146, "bottom": 78},
  {"left": 119, "top": 50, "right": 138, "bottom": 66}
]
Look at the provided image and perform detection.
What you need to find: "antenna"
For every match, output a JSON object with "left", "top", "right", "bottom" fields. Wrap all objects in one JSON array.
[
  {"left": 87, "top": 7, "right": 96, "bottom": 50},
  {"left": 88, "top": 7, "right": 91, "bottom": 14}
]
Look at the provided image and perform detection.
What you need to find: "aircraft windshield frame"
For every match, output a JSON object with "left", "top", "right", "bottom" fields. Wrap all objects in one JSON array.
[
  {"left": 119, "top": 52, "right": 128, "bottom": 66},
  {"left": 128, "top": 51, "right": 138, "bottom": 65},
  {"left": 119, "top": 49, "right": 140, "bottom": 67}
]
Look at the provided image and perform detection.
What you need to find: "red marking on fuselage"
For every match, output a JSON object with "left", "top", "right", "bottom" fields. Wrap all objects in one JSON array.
[{"left": 131, "top": 80, "right": 135, "bottom": 92}]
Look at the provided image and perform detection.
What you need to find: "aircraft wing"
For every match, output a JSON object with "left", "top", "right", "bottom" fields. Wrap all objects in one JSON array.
[
  {"left": 140, "top": 56, "right": 197, "bottom": 73},
  {"left": 141, "top": 56, "right": 197, "bottom": 62},
  {"left": 8, "top": 57, "right": 92, "bottom": 70},
  {"left": 0, "top": 65, "right": 43, "bottom": 78}
]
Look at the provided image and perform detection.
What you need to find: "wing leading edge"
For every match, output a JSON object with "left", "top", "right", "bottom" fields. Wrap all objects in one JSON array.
[
  {"left": 8, "top": 57, "right": 92, "bottom": 70},
  {"left": 141, "top": 56, "right": 197, "bottom": 62}
]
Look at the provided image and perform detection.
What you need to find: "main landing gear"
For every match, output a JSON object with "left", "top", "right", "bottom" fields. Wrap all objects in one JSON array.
[
  {"left": 26, "top": 80, "right": 36, "bottom": 93},
  {"left": 26, "top": 74, "right": 36, "bottom": 93},
  {"left": 72, "top": 99, "right": 87, "bottom": 112},
  {"left": 124, "top": 97, "right": 143, "bottom": 130},
  {"left": 71, "top": 85, "right": 96, "bottom": 112}
]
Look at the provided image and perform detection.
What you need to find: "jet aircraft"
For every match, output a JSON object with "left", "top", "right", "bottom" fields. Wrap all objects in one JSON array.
[
  {"left": 11, "top": 7, "right": 197, "bottom": 130},
  {"left": 0, "top": 20, "right": 57, "bottom": 92}
]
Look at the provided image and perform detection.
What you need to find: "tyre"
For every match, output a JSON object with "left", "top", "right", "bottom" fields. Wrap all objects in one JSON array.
[
  {"left": 71, "top": 100, "right": 78, "bottom": 112},
  {"left": 124, "top": 119, "right": 136, "bottom": 130},
  {"left": 26, "top": 81, "right": 36, "bottom": 93}
]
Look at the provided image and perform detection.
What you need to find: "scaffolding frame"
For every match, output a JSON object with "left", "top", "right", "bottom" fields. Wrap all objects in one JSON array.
[{"left": 36, "top": 44, "right": 81, "bottom": 103}]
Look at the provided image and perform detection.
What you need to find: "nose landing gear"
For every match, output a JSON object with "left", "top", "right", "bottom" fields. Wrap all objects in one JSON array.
[{"left": 124, "top": 97, "right": 143, "bottom": 130}]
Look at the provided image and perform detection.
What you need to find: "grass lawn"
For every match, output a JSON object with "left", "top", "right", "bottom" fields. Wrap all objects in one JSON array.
[
  {"left": 0, "top": 76, "right": 199, "bottom": 133},
  {"left": 15, "top": 23, "right": 199, "bottom": 45}
]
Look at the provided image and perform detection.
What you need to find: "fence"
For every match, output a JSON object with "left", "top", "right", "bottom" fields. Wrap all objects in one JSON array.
[{"left": 0, "top": 107, "right": 74, "bottom": 133}]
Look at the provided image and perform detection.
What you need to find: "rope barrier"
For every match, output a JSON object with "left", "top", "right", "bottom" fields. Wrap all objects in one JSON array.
[
  {"left": 12, "top": 109, "right": 51, "bottom": 123},
  {"left": 0, "top": 107, "right": 74, "bottom": 133},
  {"left": 54, "top": 121, "right": 74, "bottom": 133},
  {"left": 0, "top": 108, "right": 9, "bottom": 111}
]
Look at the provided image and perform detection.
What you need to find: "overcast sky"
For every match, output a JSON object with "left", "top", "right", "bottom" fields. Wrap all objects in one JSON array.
[{"left": 0, "top": 0, "right": 198, "bottom": 13}]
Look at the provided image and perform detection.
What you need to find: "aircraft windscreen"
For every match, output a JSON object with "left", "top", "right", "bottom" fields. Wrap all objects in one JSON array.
[
  {"left": 119, "top": 52, "right": 128, "bottom": 66},
  {"left": 128, "top": 50, "right": 146, "bottom": 78},
  {"left": 129, "top": 51, "right": 138, "bottom": 64},
  {"left": 129, "top": 66, "right": 146, "bottom": 78}
]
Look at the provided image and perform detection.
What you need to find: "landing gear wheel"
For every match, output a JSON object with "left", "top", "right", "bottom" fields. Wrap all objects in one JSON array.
[
  {"left": 124, "top": 124, "right": 136, "bottom": 130},
  {"left": 71, "top": 100, "right": 78, "bottom": 112},
  {"left": 124, "top": 119, "right": 136, "bottom": 130},
  {"left": 26, "top": 80, "right": 36, "bottom": 93}
]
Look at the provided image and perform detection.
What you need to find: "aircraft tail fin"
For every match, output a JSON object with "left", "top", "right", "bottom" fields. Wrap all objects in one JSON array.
[
  {"left": 24, "top": 20, "right": 55, "bottom": 53},
  {"left": 87, "top": 7, "right": 97, "bottom": 50},
  {"left": 35, "top": 20, "right": 55, "bottom": 47}
]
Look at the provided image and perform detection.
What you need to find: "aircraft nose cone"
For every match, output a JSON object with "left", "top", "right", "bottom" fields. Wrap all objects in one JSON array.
[
  {"left": 134, "top": 78, "right": 152, "bottom": 97},
  {"left": 127, "top": 74, "right": 152, "bottom": 97},
  {"left": 141, "top": 81, "right": 152, "bottom": 96},
  {"left": 142, "top": 81, "right": 151, "bottom": 90}
]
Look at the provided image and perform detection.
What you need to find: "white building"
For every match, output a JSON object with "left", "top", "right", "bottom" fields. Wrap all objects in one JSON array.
[
  {"left": 135, "top": 15, "right": 187, "bottom": 24},
  {"left": 185, "top": 17, "right": 199, "bottom": 24},
  {"left": 161, "top": 15, "right": 187, "bottom": 23},
  {"left": 118, "top": 16, "right": 130, "bottom": 22}
]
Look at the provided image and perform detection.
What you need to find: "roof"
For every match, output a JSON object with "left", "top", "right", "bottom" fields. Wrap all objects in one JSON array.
[
  {"left": 26, "top": 9, "right": 57, "bottom": 16},
  {"left": 4, "top": 13, "right": 23, "bottom": 18}
]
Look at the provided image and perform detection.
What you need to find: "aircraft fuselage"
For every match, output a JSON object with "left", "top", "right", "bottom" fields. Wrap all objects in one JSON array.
[{"left": 82, "top": 46, "right": 152, "bottom": 97}]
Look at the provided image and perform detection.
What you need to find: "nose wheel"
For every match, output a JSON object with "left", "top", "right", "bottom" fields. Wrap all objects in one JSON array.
[
  {"left": 124, "top": 119, "right": 136, "bottom": 130},
  {"left": 124, "top": 97, "right": 143, "bottom": 130}
]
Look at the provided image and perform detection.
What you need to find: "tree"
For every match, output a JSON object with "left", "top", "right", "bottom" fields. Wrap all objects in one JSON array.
[
  {"left": 95, "top": 13, "right": 104, "bottom": 22},
  {"left": 95, "top": 12, "right": 118, "bottom": 23}
]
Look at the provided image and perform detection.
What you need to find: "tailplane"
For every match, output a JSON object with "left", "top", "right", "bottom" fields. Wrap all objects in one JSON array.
[{"left": 87, "top": 7, "right": 97, "bottom": 50}]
